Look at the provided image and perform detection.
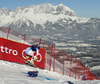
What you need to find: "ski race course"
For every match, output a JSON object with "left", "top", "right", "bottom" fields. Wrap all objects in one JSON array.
[
  {"left": 0, "top": 27, "right": 99, "bottom": 84},
  {"left": 0, "top": 60, "right": 100, "bottom": 84}
]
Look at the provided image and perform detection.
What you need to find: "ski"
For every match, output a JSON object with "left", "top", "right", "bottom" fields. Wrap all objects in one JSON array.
[{"left": 25, "top": 61, "right": 37, "bottom": 68}]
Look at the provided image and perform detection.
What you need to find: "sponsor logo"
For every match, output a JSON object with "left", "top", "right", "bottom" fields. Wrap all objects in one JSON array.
[
  {"left": 0, "top": 45, "right": 18, "bottom": 55},
  {"left": 22, "top": 49, "right": 42, "bottom": 62}
]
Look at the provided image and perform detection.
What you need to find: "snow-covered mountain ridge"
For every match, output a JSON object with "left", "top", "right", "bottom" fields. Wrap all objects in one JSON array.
[
  {"left": 0, "top": 3, "right": 88, "bottom": 26},
  {"left": 0, "top": 3, "right": 100, "bottom": 40}
]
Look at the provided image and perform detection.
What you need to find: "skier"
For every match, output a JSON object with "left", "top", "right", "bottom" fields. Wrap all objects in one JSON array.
[{"left": 25, "top": 44, "right": 40, "bottom": 65}]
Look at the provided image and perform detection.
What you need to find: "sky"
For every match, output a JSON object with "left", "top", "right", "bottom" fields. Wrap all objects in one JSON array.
[{"left": 0, "top": 0, "right": 100, "bottom": 18}]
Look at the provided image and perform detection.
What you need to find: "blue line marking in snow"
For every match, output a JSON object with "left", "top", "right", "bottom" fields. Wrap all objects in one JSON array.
[
  {"left": 37, "top": 75, "right": 58, "bottom": 81},
  {"left": 21, "top": 72, "right": 59, "bottom": 81},
  {"left": 21, "top": 72, "right": 74, "bottom": 83}
]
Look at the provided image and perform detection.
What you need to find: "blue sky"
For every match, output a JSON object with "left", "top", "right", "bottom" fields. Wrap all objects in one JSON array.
[{"left": 0, "top": 0, "right": 100, "bottom": 18}]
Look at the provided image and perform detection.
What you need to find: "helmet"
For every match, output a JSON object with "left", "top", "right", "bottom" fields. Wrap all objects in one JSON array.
[{"left": 36, "top": 44, "right": 40, "bottom": 49}]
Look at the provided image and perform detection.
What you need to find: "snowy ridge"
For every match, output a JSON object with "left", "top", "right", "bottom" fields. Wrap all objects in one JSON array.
[
  {"left": 0, "top": 3, "right": 89, "bottom": 26},
  {"left": 1, "top": 3, "right": 100, "bottom": 42}
]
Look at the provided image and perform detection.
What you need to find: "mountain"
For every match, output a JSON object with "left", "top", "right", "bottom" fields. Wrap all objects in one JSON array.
[
  {"left": 0, "top": 3, "right": 76, "bottom": 25},
  {"left": 0, "top": 3, "right": 100, "bottom": 40},
  {"left": 0, "top": 7, "right": 11, "bottom": 15}
]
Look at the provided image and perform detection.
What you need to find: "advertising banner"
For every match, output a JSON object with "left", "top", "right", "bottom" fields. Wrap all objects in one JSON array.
[{"left": 0, "top": 37, "right": 45, "bottom": 69}]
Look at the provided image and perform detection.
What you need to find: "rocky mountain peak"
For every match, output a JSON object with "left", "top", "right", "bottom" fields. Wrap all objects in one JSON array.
[
  {"left": 0, "top": 7, "right": 11, "bottom": 15},
  {"left": 12, "top": 3, "right": 76, "bottom": 16},
  {"left": 56, "top": 4, "right": 76, "bottom": 16}
]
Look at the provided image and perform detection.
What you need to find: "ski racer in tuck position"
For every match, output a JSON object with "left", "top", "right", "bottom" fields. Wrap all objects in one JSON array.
[{"left": 25, "top": 44, "right": 40, "bottom": 66}]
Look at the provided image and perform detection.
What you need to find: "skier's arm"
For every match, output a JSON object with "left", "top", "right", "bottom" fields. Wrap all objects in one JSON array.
[{"left": 36, "top": 48, "right": 39, "bottom": 55}]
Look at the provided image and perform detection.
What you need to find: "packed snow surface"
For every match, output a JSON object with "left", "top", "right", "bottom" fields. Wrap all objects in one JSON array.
[{"left": 0, "top": 60, "right": 100, "bottom": 84}]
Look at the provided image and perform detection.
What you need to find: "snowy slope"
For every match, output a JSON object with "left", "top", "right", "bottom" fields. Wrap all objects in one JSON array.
[{"left": 0, "top": 60, "right": 100, "bottom": 84}]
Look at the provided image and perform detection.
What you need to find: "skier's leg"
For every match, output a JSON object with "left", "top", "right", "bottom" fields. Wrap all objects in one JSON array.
[
  {"left": 25, "top": 55, "right": 31, "bottom": 64},
  {"left": 33, "top": 56, "right": 38, "bottom": 61},
  {"left": 29, "top": 56, "right": 38, "bottom": 66}
]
